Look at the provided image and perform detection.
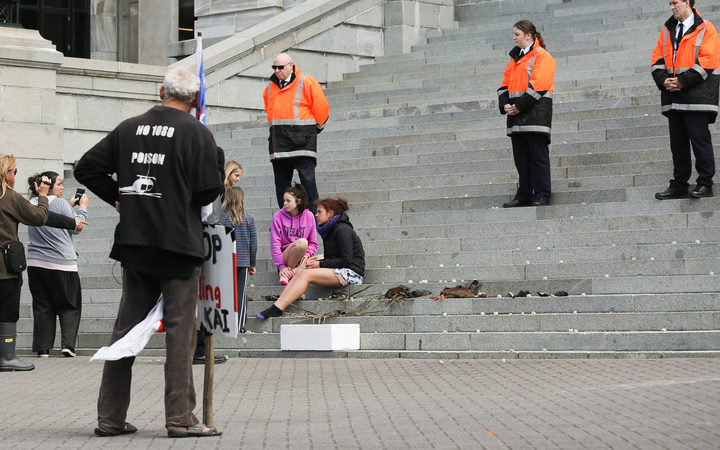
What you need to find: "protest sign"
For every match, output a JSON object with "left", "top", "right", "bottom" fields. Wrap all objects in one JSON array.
[{"left": 197, "top": 224, "right": 238, "bottom": 338}]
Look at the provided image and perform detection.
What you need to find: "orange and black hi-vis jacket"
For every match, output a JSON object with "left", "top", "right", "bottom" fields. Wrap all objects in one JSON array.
[
  {"left": 651, "top": 9, "right": 720, "bottom": 123},
  {"left": 263, "top": 65, "right": 330, "bottom": 161},
  {"left": 497, "top": 38, "right": 556, "bottom": 141}
]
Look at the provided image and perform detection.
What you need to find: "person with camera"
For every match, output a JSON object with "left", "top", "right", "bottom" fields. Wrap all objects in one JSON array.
[
  {"left": 0, "top": 155, "right": 53, "bottom": 372},
  {"left": 26, "top": 171, "right": 89, "bottom": 358}
]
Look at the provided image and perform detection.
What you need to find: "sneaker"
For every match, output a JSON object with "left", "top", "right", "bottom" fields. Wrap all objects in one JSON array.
[
  {"left": 279, "top": 268, "right": 294, "bottom": 286},
  {"left": 61, "top": 347, "right": 76, "bottom": 357},
  {"left": 193, "top": 355, "right": 228, "bottom": 365},
  {"left": 37, "top": 351, "right": 49, "bottom": 358}
]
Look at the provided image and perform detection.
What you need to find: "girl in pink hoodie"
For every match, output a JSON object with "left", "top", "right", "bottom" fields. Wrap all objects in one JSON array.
[{"left": 270, "top": 184, "right": 318, "bottom": 285}]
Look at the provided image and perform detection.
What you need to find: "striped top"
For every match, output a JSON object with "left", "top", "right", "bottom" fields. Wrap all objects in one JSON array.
[{"left": 224, "top": 212, "right": 257, "bottom": 267}]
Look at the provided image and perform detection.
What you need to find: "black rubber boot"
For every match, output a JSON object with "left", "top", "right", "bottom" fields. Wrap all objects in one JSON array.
[{"left": 0, "top": 322, "right": 35, "bottom": 372}]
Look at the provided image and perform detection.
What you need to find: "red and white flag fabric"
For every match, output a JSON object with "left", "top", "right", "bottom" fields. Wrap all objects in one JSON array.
[{"left": 90, "top": 297, "right": 164, "bottom": 361}]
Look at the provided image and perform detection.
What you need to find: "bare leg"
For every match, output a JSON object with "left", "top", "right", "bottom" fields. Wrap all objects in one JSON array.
[
  {"left": 275, "top": 268, "right": 342, "bottom": 310},
  {"left": 283, "top": 238, "right": 309, "bottom": 269}
]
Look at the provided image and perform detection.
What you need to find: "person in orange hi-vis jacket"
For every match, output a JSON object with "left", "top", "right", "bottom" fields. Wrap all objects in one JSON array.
[
  {"left": 652, "top": 0, "right": 719, "bottom": 200},
  {"left": 498, "top": 20, "right": 556, "bottom": 208},
  {"left": 263, "top": 53, "right": 330, "bottom": 213}
]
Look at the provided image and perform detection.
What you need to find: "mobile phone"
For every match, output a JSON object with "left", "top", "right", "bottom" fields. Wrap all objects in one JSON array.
[{"left": 74, "top": 187, "right": 85, "bottom": 202}]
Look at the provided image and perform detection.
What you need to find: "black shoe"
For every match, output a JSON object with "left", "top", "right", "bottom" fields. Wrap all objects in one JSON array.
[
  {"left": 531, "top": 197, "right": 550, "bottom": 206},
  {"left": 655, "top": 187, "right": 688, "bottom": 200},
  {"left": 689, "top": 184, "right": 713, "bottom": 198},
  {"left": 502, "top": 199, "right": 531, "bottom": 208},
  {"left": 193, "top": 355, "right": 228, "bottom": 365},
  {"left": 94, "top": 423, "right": 138, "bottom": 437},
  {"left": 62, "top": 347, "right": 76, "bottom": 357}
]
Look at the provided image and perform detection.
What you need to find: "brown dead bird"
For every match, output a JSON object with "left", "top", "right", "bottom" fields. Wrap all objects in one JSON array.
[
  {"left": 410, "top": 289, "right": 432, "bottom": 298},
  {"left": 330, "top": 289, "right": 348, "bottom": 299},
  {"left": 385, "top": 285, "right": 411, "bottom": 299},
  {"left": 440, "top": 280, "right": 483, "bottom": 298}
]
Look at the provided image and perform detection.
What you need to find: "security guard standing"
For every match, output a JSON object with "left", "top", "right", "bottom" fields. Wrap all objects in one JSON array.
[
  {"left": 652, "top": 0, "right": 719, "bottom": 199},
  {"left": 498, "top": 20, "right": 556, "bottom": 207},
  {"left": 264, "top": 53, "right": 330, "bottom": 212}
]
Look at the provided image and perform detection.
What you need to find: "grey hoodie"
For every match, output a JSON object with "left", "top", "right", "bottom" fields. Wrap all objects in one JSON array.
[{"left": 28, "top": 196, "right": 87, "bottom": 267}]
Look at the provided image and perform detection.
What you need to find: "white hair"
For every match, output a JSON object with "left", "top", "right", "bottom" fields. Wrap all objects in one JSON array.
[{"left": 163, "top": 67, "right": 200, "bottom": 104}]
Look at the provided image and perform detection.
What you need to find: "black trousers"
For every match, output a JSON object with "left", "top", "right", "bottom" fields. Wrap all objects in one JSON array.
[
  {"left": 510, "top": 133, "right": 552, "bottom": 201},
  {"left": 236, "top": 267, "right": 249, "bottom": 333},
  {"left": 0, "top": 276, "right": 22, "bottom": 323},
  {"left": 272, "top": 157, "right": 319, "bottom": 212},
  {"left": 28, "top": 267, "right": 82, "bottom": 352},
  {"left": 667, "top": 111, "right": 716, "bottom": 188}
]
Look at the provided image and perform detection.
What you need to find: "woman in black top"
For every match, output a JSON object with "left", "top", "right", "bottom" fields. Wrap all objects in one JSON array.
[{"left": 257, "top": 198, "right": 365, "bottom": 319}]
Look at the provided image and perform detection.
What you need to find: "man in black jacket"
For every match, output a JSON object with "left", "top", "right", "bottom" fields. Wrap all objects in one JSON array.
[{"left": 75, "top": 66, "right": 223, "bottom": 438}]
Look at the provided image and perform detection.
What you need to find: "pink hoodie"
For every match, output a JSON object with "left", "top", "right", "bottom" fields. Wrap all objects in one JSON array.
[{"left": 270, "top": 208, "right": 318, "bottom": 270}]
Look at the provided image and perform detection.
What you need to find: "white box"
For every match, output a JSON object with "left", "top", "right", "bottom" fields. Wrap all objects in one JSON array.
[{"left": 280, "top": 324, "right": 360, "bottom": 351}]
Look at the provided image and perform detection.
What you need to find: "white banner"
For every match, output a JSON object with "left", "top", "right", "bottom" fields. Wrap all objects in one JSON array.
[{"left": 197, "top": 224, "right": 238, "bottom": 338}]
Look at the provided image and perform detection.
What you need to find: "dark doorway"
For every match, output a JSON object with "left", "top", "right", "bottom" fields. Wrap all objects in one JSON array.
[
  {"left": 18, "top": 0, "right": 90, "bottom": 58},
  {"left": 178, "top": 0, "right": 194, "bottom": 41}
]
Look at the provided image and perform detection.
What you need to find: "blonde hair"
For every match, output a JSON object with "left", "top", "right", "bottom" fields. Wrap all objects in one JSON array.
[
  {"left": 223, "top": 186, "right": 245, "bottom": 226},
  {"left": 0, "top": 154, "right": 17, "bottom": 199},
  {"left": 224, "top": 160, "right": 243, "bottom": 189}
]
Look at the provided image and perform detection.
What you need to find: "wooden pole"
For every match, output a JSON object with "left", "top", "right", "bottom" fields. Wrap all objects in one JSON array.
[{"left": 202, "top": 333, "right": 214, "bottom": 426}]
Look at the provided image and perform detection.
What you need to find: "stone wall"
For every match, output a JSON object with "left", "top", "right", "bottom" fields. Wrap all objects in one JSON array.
[
  {"left": 55, "top": 58, "right": 165, "bottom": 165},
  {"left": 0, "top": 27, "right": 64, "bottom": 182},
  {"left": 1, "top": 0, "right": 456, "bottom": 170}
]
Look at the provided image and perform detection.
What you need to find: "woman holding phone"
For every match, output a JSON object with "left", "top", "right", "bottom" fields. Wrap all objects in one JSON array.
[{"left": 26, "top": 171, "right": 89, "bottom": 358}]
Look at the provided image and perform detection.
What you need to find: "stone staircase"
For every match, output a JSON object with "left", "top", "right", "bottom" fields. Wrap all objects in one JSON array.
[{"left": 17, "top": 0, "right": 720, "bottom": 358}]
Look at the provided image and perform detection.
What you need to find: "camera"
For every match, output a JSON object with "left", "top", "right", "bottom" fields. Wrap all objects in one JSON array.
[{"left": 34, "top": 176, "right": 49, "bottom": 187}]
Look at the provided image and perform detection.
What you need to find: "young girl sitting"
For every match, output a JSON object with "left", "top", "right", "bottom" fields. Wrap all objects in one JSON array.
[
  {"left": 223, "top": 186, "right": 256, "bottom": 334},
  {"left": 258, "top": 198, "right": 365, "bottom": 320},
  {"left": 270, "top": 183, "right": 318, "bottom": 285}
]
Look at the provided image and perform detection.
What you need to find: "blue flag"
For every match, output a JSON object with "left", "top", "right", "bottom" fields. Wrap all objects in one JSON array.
[{"left": 195, "top": 31, "right": 207, "bottom": 125}]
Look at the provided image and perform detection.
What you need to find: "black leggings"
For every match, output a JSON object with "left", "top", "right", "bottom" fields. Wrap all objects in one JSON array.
[{"left": 0, "top": 276, "right": 22, "bottom": 323}]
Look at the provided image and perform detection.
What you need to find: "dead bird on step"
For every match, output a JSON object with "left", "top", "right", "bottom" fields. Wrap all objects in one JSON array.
[
  {"left": 439, "top": 280, "right": 486, "bottom": 298},
  {"left": 384, "top": 286, "right": 433, "bottom": 299}
]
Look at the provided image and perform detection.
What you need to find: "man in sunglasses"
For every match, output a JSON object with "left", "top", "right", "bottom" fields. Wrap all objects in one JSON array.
[{"left": 263, "top": 53, "right": 330, "bottom": 212}]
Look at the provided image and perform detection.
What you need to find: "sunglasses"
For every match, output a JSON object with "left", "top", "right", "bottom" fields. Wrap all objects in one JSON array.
[
  {"left": 8, "top": 168, "right": 17, "bottom": 175},
  {"left": 271, "top": 64, "right": 291, "bottom": 70}
]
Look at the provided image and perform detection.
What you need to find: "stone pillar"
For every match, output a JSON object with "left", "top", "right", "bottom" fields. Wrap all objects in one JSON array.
[
  {"left": 0, "top": 27, "right": 64, "bottom": 181},
  {"left": 138, "top": 0, "right": 178, "bottom": 65},
  {"left": 384, "top": 0, "right": 455, "bottom": 55},
  {"left": 90, "top": 0, "right": 118, "bottom": 61},
  {"left": 117, "top": 0, "right": 138, "bottom": 63}
]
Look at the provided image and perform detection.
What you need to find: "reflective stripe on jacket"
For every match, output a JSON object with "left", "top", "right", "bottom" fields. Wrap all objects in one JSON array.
[
  {"left": 263, "top": 66, "right": 330, "bottom": 161},
  {"left": 497, "top": 38, "right": 556, "bottom": 139},
  {"left": 651, "top": 9, "right": 720, "bottom": 122}
]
